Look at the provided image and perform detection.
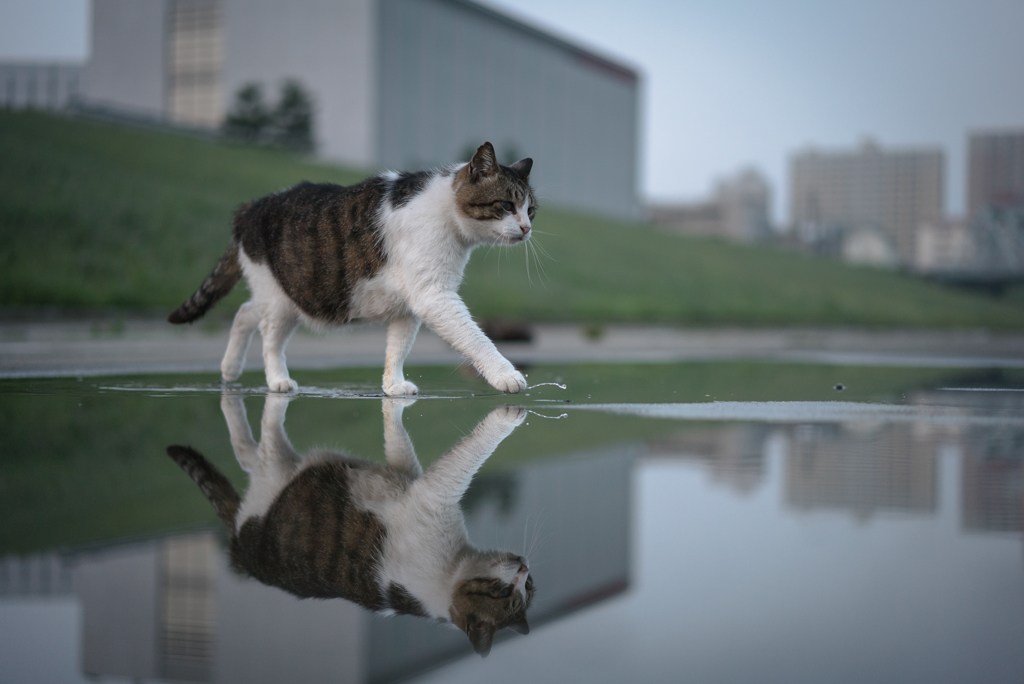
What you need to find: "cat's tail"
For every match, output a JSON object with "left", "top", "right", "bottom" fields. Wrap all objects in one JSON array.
[
  {"left": 167, "top": 241, "right": 242, "bottom": 324},
  {"left": 166, "top": 445, "right": 241, "bottom": 533}
]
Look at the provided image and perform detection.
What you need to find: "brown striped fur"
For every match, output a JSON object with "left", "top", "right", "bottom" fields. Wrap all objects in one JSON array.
[{"left": 166, "top": 396, "right": 535, "bottom": 655}]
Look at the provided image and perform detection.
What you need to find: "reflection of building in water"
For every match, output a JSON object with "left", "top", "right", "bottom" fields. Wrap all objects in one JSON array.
[
  {"left": 76, "top": 535, "right": 220, "bottom": 681},
  {"left": 961, "top": 426, "right": 1024, "bottom": 534},
  {"left": 162, "top": 535, "right": 217, "bottom": 682},
  {"left": 926, "top": 389, "right": 1024, "bottom": 534},
  {"left": 784, "top": 423, "right": 937, "bottom": 519},
  {"left": 0, "top": 446, "right": 633, "bottom": 684},
  {"left": 646, "top": 426, "right": 769, "bottom": 494}
]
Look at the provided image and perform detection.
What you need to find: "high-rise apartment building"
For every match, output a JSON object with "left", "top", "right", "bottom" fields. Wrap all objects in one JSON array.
[
  {"left": 967, "top": 130, "right": 1024, "bottom": 217},
  {"left": 789, "top": 140, "right": 944, "bottom": 264}
]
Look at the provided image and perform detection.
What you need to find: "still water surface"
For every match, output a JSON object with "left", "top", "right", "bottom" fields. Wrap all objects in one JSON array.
[{"left": 1, "top": 362, "right": 1022, "bottom": 683}]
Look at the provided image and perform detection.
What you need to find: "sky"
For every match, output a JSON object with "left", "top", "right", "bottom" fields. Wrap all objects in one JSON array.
[{"left": 2, "top": 0, "right": 1023, "bottom": 222}]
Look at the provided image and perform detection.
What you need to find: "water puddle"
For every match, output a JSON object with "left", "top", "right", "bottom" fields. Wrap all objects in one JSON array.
[{"left": 2, "top": 361, "right": 1022, "bottom": 683}]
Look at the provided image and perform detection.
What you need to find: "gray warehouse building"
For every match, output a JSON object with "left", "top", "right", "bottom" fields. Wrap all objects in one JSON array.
[{"left": 82, "top": 0, "right": 641, "bottom": 217}]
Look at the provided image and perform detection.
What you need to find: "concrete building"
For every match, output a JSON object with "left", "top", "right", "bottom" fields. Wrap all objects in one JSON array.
[
  {"left": 915, "top": 218, "right": 972, "bottom": 272},
  {"left": 0, "top": 444, "right": 634, "bottom": 683},
  {"left": 967, "top": 129, "right": 1024, "bottom": 218},
  {"left": 0, "top": 62, "right": 83, "bottom": 110},
  {"left": 841, "top": 225, "right": 898, "bottom": 268},
  {"left": 789, "top": 139, "right": 944, "bottom": 265},
  {"left": 649, "top": 168, "right": 773, "bottom": 242},
  {"left": 783, "top": 423, "right": 938, "bottom": 520},
  {"left": 81, "top": 0, "right": 641, "bottom": 218}
]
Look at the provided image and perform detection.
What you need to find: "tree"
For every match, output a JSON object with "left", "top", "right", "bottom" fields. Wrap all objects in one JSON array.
[
  {"left": 222, "top": 83, "right": 270, "bottom": 143},
  {"left": 269, "top": 79, "right": 314, "bottom": 152}
]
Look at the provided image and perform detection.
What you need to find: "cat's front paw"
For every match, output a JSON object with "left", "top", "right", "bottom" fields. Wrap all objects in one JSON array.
[
  {"left": 267, "top": 377, "right": 298, "bottom": 393},
  {"left": 489, "top": 369, "right": 527, "bottom": 394},
  {"left": 384, "top": 380, "right": 419, "bottom": 397},
  {"left": 221, "top": 362, "right": 243, "bottom": 382},
  {"left": 492, "top": 404, "right": 528, "bottom": 426}
]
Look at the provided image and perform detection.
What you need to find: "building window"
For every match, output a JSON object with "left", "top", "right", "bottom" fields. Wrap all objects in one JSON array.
[{"left": 167, "top": 0, "right": 223, "bottom": 127}]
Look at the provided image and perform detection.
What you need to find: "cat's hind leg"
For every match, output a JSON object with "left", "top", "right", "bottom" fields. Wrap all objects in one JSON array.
[
  {"left": 222, "top": 301, "right": 260, "bottom": 382},
  {"left": 259, "top": 309, "right": 299, "bottom": 392},
  {"left": 236, "top": 394, "right": 300, "bottom": 527},
  {"left": 220, "top": 393, "right": 259, "bottom": 471},
  {"left": 383, "top": 316, "right": 421, "bottom": 396}
]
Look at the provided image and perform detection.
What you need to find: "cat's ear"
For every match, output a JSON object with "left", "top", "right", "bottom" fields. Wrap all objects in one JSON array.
[
  {"left": 507, "top": 615, "right": 530, "bottom": 635},
  {"left": 466, "top": 619, "right": 496, "bottom": 657},
  {"left": 509, "top": 157, "right": 533, "bottom": 181},
  {"left": 469, "top": 142, "right": 499, "bottom": 179}
]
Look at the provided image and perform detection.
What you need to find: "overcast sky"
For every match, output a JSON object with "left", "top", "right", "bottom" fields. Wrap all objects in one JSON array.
[{"left": 2, "top": 0, "right": 1023, "bottom": 222}]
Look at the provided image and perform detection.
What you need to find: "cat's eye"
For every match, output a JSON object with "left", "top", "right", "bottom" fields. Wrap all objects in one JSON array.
[
  {"left": 501, "top": 201, "right": 515, "bottom": 213},
  {"left": 498, "top": 587, "right": 513, "bottom": 598}
]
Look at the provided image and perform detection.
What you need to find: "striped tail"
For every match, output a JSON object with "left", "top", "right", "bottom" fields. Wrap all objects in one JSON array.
[
  {"left": 168, "top": 241, "right": 242, "bottom": 324},
  {"left": 166, "top": 445, "right": 241, "bottom": 533}
]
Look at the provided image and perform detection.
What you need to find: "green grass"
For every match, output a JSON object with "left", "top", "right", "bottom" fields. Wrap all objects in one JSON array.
[
  {"left": 0, "top": 110, "right": 365, "bottom": 311},
  {"left": 2, "top": 109, "right": 1022, "bottom": 328}
]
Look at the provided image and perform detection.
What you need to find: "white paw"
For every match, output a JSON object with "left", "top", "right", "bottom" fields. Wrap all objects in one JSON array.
[
  {"left": 383, "top": 396, "right": 418, "bottom": 409},
  {"left": 492, "top": 404, "right": 528, "bottom": 426},
  {"left": 221, "top": 362, "right": 243, "bottom": 382},
  {"left": 490, "top": 369, "right": 527, "bottom": 394},
  {"left": 384, "top": 380, "right": 419, "bottom": 397},
  {"left": 267, "top": 376, "right": 298, "bottom": 393}
]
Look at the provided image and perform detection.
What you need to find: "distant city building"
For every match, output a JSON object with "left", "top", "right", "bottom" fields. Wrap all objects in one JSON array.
[
  {"left": 969, "top": 205, "right": 1024, "bottom": 275},
  {"left": 647, "top": 425, "right": 770, "bottom": 495},
  {"left": 789, "top": 139, "right": 944, "bottom": 265},
  {"left": 967, "top": 130, "right": 1024, "bottom": 218},
  {"left": 915, "top": 218, "right": 972, "bottom": 272},
  {"left": 841, "top": 225, "right": 898, "bottom": 268},
  {"left": 0, "top": 62, "right": 83, "bottom": 110},
  {"left": 649, "top": 168, "right": 772, "bottom": 242},
  {"left": 783, "top": 423, "right": 937, "bottom": 520},
  {"left": 78, "top": 0, "right": 640, "bottom": 218}
]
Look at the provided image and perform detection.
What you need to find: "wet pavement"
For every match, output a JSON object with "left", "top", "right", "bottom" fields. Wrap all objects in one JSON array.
[
  {"left": 1, "top": 360, "right": 1023, "bottom": 683},
  {"left": 2, "top": 318, "right": 1024, "bottom": 378}
]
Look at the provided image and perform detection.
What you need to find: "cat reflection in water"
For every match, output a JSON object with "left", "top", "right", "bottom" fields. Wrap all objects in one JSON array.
[{"left": 167, "top": 396, "right": 533, "bottom": 656}]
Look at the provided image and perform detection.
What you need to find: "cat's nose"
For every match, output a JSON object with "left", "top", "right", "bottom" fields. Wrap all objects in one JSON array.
[{"left": 519, "top": 223, "right": 531, "bottom": 235}]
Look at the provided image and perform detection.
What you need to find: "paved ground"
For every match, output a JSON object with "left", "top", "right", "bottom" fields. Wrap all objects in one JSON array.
[{"left": 2, "top": 317, "right": 1022, "bottom": 379}]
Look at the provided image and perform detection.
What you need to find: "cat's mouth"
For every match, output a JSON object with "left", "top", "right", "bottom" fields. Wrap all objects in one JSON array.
[{"left": 502, "top": 232, "right": 530, "bottom": 245}]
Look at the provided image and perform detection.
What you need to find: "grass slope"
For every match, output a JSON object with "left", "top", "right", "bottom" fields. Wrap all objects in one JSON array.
[{"left": 2, "top": 110, "right": 1022, "bottom": 328}]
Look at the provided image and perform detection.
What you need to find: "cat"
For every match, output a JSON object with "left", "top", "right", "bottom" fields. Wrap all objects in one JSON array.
[
  {"left": 166, "top": 395, "right": 534, "bottom": 656},
  {"left": 168, "top": 142, "right": 536, "bottom": 396}
]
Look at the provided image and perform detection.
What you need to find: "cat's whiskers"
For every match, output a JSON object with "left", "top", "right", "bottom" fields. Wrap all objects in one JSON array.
[
  {"left": 529, "top": 239, "right": 551, "bottom": 286},
  {"left": 526, "top": 516, "right": 550, "bottom": 559},
  {"left": 530, "top": 237, "right": 554, "bottom": 260},
  {"left": 524, "top": 240, "right": 533, "bottom": 286},
  {"left": 522, "top": 512, "right": 530, "bottom": 557}
]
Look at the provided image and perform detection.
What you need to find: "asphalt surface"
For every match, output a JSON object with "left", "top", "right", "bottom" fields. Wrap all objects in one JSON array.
[{"left": 1, "top": 318, "right": 1022, "bottom": 379}]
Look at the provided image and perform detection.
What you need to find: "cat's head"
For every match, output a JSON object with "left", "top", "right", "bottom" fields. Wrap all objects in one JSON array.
[
  {"left": 454, "top": 142, "right": 536, "bottom": 246},
  {"left": 449, "top": 550, "right": 534, "bottom": 656}
]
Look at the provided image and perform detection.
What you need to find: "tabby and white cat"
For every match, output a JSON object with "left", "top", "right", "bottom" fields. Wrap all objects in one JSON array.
[
  {"left": 166, "top": 395, "right": 533, "bottom": 656},
  {"left": 168, "top": 142, "right": 536, "bottom": 395}
]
